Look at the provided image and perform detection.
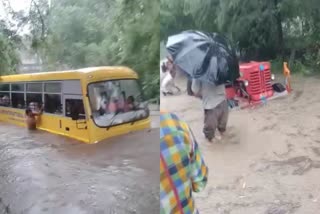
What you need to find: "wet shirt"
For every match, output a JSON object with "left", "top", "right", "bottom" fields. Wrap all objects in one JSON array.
[
  {"left": 192, "top": 79, "right": 226, "bottom": 110},
  {"left": 160, "top": 112, "right": 208, "bottom": 214}
]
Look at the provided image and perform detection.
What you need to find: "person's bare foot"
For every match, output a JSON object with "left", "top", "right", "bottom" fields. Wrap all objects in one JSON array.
[{"left": 219, "top": 131, "right": 226, "bottom": 138}]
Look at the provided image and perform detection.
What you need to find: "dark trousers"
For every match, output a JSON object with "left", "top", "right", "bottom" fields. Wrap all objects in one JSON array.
[
  {"left": 187, "top": 78, "right": 193, "bottom": 96},
  {"left": 203, "top": 100, "right": 229, "bottom": 141}
]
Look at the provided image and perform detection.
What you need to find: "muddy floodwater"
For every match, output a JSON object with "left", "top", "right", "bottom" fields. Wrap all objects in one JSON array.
[
  {"left": 0, "top": 115, "right": 159, "bottom": 214},
  {"left": 162, "top": 74, "right": 320, "bottom": 214}
]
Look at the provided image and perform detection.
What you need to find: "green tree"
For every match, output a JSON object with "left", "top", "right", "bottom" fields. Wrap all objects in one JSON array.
[
  {"left": 160, "top": 0, "right": 320, "bottom": 73},
  {"left": 0, "top": 20, "right": 20, "bottom": 74},
  {"left": 111, "top": 0, "right": 159, "bottom": 99},
  {"left": 2, "top": 0, "right": 160, "bottom": 99}
]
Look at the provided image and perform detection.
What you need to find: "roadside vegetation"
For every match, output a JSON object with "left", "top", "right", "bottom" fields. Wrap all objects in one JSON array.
[
  {"left": 0, "top": 0, "right": 159, "bottom": 100},
  {"left": 161, "top": 0, "right": 320, "bottom": 74}
]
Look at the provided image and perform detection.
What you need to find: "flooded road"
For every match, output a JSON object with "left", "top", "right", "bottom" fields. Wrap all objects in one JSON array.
[
  {"left": 0, "top": 114, "right": 159, "bottom": 214},
  {"left": 162, "top": 74, "right": 320, "bottom": 214}
]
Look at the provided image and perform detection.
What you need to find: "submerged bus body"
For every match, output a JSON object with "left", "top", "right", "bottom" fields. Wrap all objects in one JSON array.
[{"left": 0, "top": 67, "right": 151, "bottom": 143}]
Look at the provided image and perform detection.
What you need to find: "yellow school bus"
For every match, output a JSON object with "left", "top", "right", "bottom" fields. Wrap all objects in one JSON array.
[{"left": 0, "top": 67, "right": 151, "bottom": 143}]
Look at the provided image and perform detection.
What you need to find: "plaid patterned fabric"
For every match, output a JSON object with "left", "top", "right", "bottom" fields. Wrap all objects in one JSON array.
[{"left": 160, "top": 112, "right": 208, "bottom": 214}]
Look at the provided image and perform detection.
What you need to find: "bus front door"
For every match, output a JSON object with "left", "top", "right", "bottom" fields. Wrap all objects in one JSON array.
[{"left": 63, "top": 95, "right": 90, "bottom": 143}]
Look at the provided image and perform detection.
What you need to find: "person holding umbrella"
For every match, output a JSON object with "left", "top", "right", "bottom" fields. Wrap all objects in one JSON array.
[
  {"left": 166, "top": 30, "right": 240, "bottom": 142},
  {"left": 192, "top": 74, "right": 229, "bottom": 142}
]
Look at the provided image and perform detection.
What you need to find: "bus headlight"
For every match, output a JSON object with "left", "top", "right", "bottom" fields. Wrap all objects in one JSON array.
[
  {"left": 271, "top": 74, "right": 275, "bottom": 80},
  {"left": 244, "top": 80, "right": 249, "bottom": 87}
]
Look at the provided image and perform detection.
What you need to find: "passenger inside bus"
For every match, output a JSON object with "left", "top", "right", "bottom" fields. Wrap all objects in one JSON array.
[
  {"left": 44, "top": 95, "right": 63, "bottom": 114},
  {"left": 124, "top": 96, "right": 135, "bottom": 112},
  {"left": 98, "top": 92, "right": 109, "bottom": 115},
  {"left": 108, "top": 97, "right": 118, "bottom": 114},
  {"left": 88, "top": 79, "right": 149, "bottom": 127},
  {"left": 117, "top": 91, "right": 126, "bottom": 112},
  {"left": 17, "top": 101, "right": 25, "bottom": 109},
  {"left": 0, "top": 95, "right": 10, "bottom": 107}
]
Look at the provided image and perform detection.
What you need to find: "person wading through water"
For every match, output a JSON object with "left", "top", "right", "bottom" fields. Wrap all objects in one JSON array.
[
  {"left": 25, "top": 105, "right": 43, "bottom": 130},
  {"left": 192, "top": 79, "right": 229, "bottom": 143}
]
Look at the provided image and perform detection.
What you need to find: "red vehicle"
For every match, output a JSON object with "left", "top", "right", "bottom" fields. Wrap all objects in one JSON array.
[{"left": 226, "top": 61, "right": 287, "bottom": 108}]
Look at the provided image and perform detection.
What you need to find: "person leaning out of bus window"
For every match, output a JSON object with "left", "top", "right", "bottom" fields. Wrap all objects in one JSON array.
[
  {"left": 25, "top": 104, "right": 44, "bottom": 130},
  {"left": 29, "top": 102, "right": 39, "bottom": 111}
]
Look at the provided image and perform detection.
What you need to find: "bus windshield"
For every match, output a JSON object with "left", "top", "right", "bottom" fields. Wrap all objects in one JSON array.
[{"left": 88, "top": 79, "right": 149, "bottom": 127}]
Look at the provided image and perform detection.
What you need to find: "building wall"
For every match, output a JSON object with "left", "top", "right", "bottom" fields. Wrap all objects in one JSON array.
[
  {"left": 18, "top": 64, "right": 42, "bottom": 73},
  {"left": 17, "top": 48, "right": 42, "bottom": 73}
]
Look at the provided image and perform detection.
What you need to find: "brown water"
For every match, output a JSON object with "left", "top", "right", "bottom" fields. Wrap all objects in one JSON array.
[
  {"left": 161, "top": 74, "right": 320, "bottom": 214},
  {"left": 0, "top": 114, "right": 159, "bottom": 214}
]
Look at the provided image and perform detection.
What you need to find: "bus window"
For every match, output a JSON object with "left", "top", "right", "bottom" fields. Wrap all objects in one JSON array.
[
  {"left": 45, "top": 94, "right": 62, "bottom": 114},
  {"left": 27, "top": 83, "right": 43, "bottom": 92},
  {"left": 0, "top": 92, "right": 10, "bottom": 107},
  {"left": 11, "top": 83, "right": 25, "bottom": 109},
  {"left": 45, "top": 82, "right": 61, "bottom": 93},
  {"left": 12, "top": 83, "right": 24, "bottom": 92},
  {"left": 11, "top": 93, "right": 25, "bottom": 109},
  {"left": 65, "top": 99, "right": 85, "bottom": 120},
  {"left": 44, "top": 82, "right": 62, "bottom": 114},
  {"left": 26, "top": 83, "right": 43, "bottom": 111},
  {"left": 0, "top": 84, "right": 10, "bottom": 91},
  {"left": 0, "top": 84, "right": 10, "bottom": 107},
  {"left": 88, "top": 79, "right": 149, "bottom": 127}
]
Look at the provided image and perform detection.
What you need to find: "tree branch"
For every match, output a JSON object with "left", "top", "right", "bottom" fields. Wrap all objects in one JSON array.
[{"left": 31, "top": 0, "right": 46, "bottom": 40}]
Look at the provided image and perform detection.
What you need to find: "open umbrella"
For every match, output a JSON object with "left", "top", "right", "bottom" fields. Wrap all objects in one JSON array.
[{"left": 166, "top": 30, "right": 240, "bottom": 85}]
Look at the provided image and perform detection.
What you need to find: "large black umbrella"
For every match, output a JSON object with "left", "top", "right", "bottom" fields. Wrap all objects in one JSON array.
[{"left": 166, "top": 30, "right": 240, "bottom": 85}]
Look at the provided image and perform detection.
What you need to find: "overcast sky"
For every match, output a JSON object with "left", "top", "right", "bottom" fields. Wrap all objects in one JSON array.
[
  {"left": 0, "top": 0, "right": 32, "bottom": 34},
  {"left": 3, "top": 0, "right": 30, "bottom": 11},
  {"left": 0, "top": 0, "right": 31, "bottom": 19}
]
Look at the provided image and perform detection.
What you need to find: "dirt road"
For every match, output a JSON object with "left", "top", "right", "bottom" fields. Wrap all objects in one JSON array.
[
  {"left": 161, "top": 74, "right": 320, "bottom": 214},
  {"left": 0, "top": 114, "right": 159, "bottom": 214}
]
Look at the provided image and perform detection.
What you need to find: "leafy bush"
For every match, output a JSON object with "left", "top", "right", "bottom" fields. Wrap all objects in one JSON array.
[
  {"left": 270, "top": 58, "right": 283, "bottom": 74},
  {"left": 290, "top": 60, "right": 311, "bottom": 75}
]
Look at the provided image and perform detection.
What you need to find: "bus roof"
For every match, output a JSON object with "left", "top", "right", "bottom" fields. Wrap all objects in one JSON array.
[{"left": 0, "top": 66, "right": 138, "bottom": 83}]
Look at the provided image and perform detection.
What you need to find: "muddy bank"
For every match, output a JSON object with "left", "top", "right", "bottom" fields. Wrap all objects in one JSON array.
[
  {"left": 161, "top": 74, "right": 320, "bottom": 214},
  {"left": 0, "top": 115, "right": 159, "bottom": 214}
]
